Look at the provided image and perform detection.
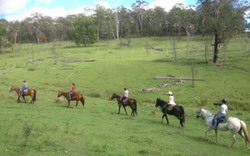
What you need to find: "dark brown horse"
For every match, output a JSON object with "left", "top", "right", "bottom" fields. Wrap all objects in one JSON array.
[
  {"left": 9, "top": 86, "right": 37, "bottom": 104},
  {"left": 57, "top": 91, "right": 85, "bottom": 108},
  {"left": 111, "top": 93, "right": 137, "bottom": 116},
  {"left": 155, "top": 98, "right": 185, "bottom": 128}
]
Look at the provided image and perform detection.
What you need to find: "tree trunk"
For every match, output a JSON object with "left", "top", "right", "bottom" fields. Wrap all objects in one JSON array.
[
  {"left": 14, "top": 32, "right": 17, "bottom": 44},
  {"left": 114, "top": 12, "right": 119, "bottom": 40},
  {"left": 213, "top": 33, "right": 219, "bottom": 63},
  {"left": 96, "top": 24, "right": 99, "bottom": 42}
]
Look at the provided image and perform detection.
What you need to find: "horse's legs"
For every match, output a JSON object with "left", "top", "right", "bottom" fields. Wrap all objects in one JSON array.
[
  {"left": 76, "top": 100, "right": 78, "bottom": 107},
  {"left": 17, "top": 95, "right": 21, "bottom": 103},
  {"left": 130, "top": 106, "right": 135, "bottom": 116},
  {"left": 161, "top": 114, "right": 165, "bottom": 123},
  {"left": 205, "top": 127, "right": 212, "bottom": 141},
  {"left": 161, "top": 114, "right": 169, "bottom": 124},
  {"left": 123, "top": 106, "right": 128, "bottom": 115},
  {"left": 22, "top": 95, "right": 26, "bottom": 103},
  {"left": 118, "top": 105, "right": 121, "bottom": 114},
  {"left": 179, "top": 119, "right": 184, "bottom": 128},
  {"left": 81, "top": 98, "right": 85, "bottom": 107},
  {"left": 165, "top": 114, "right": 169, "bottom": 124},
  {"left": 229, "top": 133, "right": 236, "bottom": 149},
  {"left": 215, "top": 129, "right": 218, "bottom": 143},
  {"left": 67, "top": 100, "right": 70, "bottom": 108}
]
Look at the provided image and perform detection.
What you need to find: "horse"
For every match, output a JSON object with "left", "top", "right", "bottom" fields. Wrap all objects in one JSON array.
[
  {"left": 57, "top": 91, "right": 85, "bottom": 108},
  {"left": 9, "top": 86, "right": 37, "bottom": 104},
  {"left": 196, "top": 108, "right": 250, "bottom": 149},
  {"left": 155, "top": 98, "right": 185, "bottom": 128},
  {"left": 110, "top": 93, "right": 137, "bottom": 116}
]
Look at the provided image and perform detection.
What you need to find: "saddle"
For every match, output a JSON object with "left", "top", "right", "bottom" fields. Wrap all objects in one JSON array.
[{"left": 218, "top": 116, "right": 228, "bottom": 123}]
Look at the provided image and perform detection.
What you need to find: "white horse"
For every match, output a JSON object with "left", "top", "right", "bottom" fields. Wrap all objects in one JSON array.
[{"left": 196, "top": 108, "right": 250, "bottom": 149}]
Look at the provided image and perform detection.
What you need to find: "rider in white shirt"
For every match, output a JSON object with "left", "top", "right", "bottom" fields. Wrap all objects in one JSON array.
[
  {"left": 121, "top": 88, "right": 129, "bottom": 105},
  {"left": 168, "top": 91, "right": 176, "bottom": 110}
]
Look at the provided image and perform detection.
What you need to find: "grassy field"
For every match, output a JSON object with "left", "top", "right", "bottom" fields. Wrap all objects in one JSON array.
[{"left": 0, "top": 36, "right": 250, "bottom": 155}]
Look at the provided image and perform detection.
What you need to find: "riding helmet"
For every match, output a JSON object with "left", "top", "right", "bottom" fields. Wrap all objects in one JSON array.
[{"left": 221, "top": 98, "right": 227, "bottom": 103}]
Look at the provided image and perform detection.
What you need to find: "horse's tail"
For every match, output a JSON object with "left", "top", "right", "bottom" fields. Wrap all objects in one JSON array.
[
  {"left": 240, "top": 120, "right": 250, "bottom": 143},
  {"left": 134, "top": 100, "right": 137, "bottom": 115},
  {"left": 179, "top": 105, "right": 185, "bottom": 123},
  {"left": 81, "top": 95, "right": 85, "bottom": 106},
  {"left": 33, "top": 89, "right": 37, "bottom": 101}
]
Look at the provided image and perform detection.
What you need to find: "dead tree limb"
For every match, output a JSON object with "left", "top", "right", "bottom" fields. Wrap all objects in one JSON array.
[
  {"left": 62, "top": 60, "right": 95, "bottom": 63},
  {"left": 154, "top": 76, "right": 204, "bottom": 81}
]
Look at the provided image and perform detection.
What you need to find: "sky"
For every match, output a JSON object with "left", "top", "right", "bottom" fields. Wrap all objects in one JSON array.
[{"left": 0, "top": 0, "right": 198, "bottom": 21}]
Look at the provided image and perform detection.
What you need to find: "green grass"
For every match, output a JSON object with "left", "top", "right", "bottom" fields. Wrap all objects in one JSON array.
[{"left": 0, "top": 36, "right": 250, "bottom": 155}]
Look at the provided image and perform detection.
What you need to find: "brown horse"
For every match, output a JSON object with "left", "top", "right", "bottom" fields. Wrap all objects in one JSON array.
[
  {"left": 9, "top": 86, "right": 37, "bottom": 104},
  {"left": 111, "top": 93, "right": 137, "bottom": 116},
  {"left": 57, "top": 91, "right": 85, "bottom": 108}
]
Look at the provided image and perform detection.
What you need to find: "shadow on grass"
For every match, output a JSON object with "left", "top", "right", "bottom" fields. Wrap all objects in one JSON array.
[{"left": 183, "top": 133, "right": 231, "bottom": 149}]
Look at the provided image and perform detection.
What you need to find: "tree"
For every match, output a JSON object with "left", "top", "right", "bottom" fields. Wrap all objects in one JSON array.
[
  {"left": 144, "top": 7, "right": 167, "bottom": 36},
  {"left": 69, "top": 15, "right": 96, "bottom": 46},
  {"left": 181, "top": 8, "right": 199, "bottom": 37},
  {"left": 0, "top": 19, "right": 11, "bottom": 50},
  {"left": 166, "top": 5, "right": 184, "bottom": 36},
  {"left": 131, "top": 0, "right": 149, "bottom": 32},
  {"left": 197, "top": 0, "right": 249, "bottom": 63},
  {"left": 6, "top": 21, "right": 20, "bottom": 44}
]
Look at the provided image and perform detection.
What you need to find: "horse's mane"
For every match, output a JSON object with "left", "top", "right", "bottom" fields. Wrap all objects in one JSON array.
[
  {"left": 201, "top": 108, "right": 213, "bottom": 116},
  {"left": 157, "top": 98, "right": 168, "bottom": 103},
  {"left": 113, "top": 93, "right": 121, "bottom": 98}
]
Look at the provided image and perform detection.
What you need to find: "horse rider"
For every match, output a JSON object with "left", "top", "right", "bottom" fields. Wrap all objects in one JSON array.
[
  {"left": 20, "top": 80, "right": 28, "bottom": 96},
  {"left": 68, "top": 83, "right": 76, "bottom": 100},
  {"left": 212, "top": 98, "right": 228, "bottom": 129},
  {"left": 168, "top": 91, "right": 176, "bottom": 110},
  {"left": 120, "top": 88, "right": 129, "bottom": 106}
]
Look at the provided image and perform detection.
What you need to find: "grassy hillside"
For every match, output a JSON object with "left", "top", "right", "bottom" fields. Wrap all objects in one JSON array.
[{"left": 0, "top": 36, "right": 250, "bottom": 155}]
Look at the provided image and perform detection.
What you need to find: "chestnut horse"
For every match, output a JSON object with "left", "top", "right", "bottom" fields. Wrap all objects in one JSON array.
[
  {"left": 9, "top": 86, "right": 37, "bottom": 104},
  {"left": 57, "top": 91, "right": 85, "bottom": 108},
  {"left": 111, "top": 93, "right": 137, "bottom": 116}
]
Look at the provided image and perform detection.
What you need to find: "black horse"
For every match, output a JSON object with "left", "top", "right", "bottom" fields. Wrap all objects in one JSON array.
[
  {"left": 155, "top": 98, "right": 185, "bottom": 127},
  {"left": 111, "top": 93, "right": 137, "bottom": 116}
]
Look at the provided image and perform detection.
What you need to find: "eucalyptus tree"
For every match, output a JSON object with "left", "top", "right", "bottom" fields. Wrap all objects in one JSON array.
[
  {"left": 0, "top": 19, "right": 9, "bottom": 49},
  {"left": 118, "top": 6, "right": 135, "bottom": 38},
  {"left": 55, "top": 17, "right": 72, "bottom": 41},
  {"left": 39, "top": 16, "right": 57, "bottom": 42},
  {"left": 144, "top": 7, "right": 167, "bottom": 36},
  {"left": 181, "top": 8, "right": 199, "bottom": 37},
  {"left": 166, "top": 4, "right": 185, "bottom": 36},
  {"left": 94, "top": 5, "right": 107, "bottom": 41},
  {"left": 197, "top": 0, "right": 249, "bottom": 63},
  {"left": 131, "top": 0, "right": 149, "bottom": 32},
  {"left": 6, "top": 21, "right": 20, "bottom": 44}
]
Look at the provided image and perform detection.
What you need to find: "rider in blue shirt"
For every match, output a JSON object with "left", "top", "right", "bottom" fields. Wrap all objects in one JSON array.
[
  {"left": 213, "top": 98, "right": 228, "bottom": 129},
  {"left": 20, "top": 80, "right": 28, "bottom": 95}
]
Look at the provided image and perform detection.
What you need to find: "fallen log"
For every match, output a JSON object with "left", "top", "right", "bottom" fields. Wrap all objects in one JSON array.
[
  {"left": 141, "top": 87, "right": 161, "bottom": 92},
  {"left": 62, "top": 59, "right": 95, "bottom": 63},
  {"left": 159, "top": 83, "right": 168, "bottom": 88},
  {"left": 154, "top": 76, "right": 204, "bottom": 81}
]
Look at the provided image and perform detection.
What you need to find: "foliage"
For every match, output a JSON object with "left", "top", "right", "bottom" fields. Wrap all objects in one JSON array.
[
  {"left": 197, "top": 0, "right": 249, "bottom": 63},
  {"left": 69, "top": 15, "right": 96, "bottom": 46}
]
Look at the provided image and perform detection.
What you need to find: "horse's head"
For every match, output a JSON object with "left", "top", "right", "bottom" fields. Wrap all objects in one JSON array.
[
  {"left": 155, "top": 98, "right": 167, "bottom": 108},
  {"left": 57, "top": 91, "right": 63, "bottom": 97},
  {"left": 111, "top": 93, "right": 120, "bottom": 100},
  {"left": 196, "top": 108, "right": 203, "bottom": 118},
  {"left": 9, "top": 86, "right": 15, "bottom": 92},
  {"left": 196, "top": 108, "right": 212, "bottom": 119}
]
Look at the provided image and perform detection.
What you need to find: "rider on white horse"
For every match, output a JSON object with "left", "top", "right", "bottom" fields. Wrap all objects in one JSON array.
[
  {"left": 196, "top": 107, "right": 250, "bottom": 149},
  {"left": 212, "top": 98, "right": 228, "bottom": 129}
]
